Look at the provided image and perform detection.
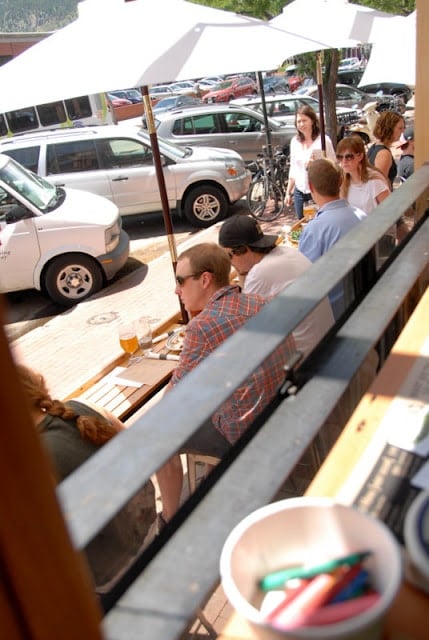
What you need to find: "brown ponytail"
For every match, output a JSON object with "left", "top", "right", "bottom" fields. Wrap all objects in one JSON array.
[{"left": 16, "top": 364, "right": 120, "bottom": 445}]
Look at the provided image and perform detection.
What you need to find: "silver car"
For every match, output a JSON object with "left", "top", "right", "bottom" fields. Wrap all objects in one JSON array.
[
  {"left": 150, "top": 103, "right": 295, "bottom": 162},
  {"left": 231, "top": 94, "right": 361, "bottom": 140},
  {"left": 0, "top": 124, "right": 251, "bottom": 228}
]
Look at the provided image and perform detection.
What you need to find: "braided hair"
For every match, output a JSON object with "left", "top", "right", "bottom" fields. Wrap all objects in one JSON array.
[{"left": 17, "top": 364, "right": 121, "bottom": 445}]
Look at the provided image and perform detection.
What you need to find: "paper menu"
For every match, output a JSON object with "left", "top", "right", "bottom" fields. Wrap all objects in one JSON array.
[{"left": 108, "top": 358, "right": 176, "bottom": 387}]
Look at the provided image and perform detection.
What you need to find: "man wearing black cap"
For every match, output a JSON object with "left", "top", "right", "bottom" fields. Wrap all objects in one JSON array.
[
  {"left": 219, "top": 214, "right": 334, "bottom": 361},
  {"left": 397, "top": 126, "right": 415, "bottom": 180}
]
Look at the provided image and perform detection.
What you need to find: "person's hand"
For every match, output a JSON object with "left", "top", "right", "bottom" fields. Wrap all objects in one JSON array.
[{"left": 285, "top": 193, "right": 293, "bottom": 207}]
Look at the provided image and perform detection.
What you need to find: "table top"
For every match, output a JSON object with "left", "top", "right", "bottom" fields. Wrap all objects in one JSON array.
[
  {"left": 66, "top": 315, "right": 182, "bottom": 421},
  {"left": 219, "top": 285, "right": 429, "bottom": 640}
]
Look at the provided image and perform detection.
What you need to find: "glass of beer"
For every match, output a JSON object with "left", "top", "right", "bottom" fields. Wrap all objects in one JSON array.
[{"left": 118, "top": 321, "right": 139, "bottom": 356}]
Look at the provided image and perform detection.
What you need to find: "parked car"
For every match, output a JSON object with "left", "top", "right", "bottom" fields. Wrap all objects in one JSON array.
[
  {"left": 263, "top": 75, "right": 290, "bottom": 94},
  {"left": 152, "top": 95, "right": 203, "bottom": 115},
  {"left": 203, "top": 76, "right": 257, "bottom": 103},
  {"left": 0, "top": 125, "right": 251, "bottom": 228},
  {"left": 338, "top": 57, "right": 362, "bottom": 72},
  {"left": 149, "top": 84, "right": 176, "bottom": 105},
  {"left": 295, "top": 83, "right": 406, "bottom": 114},
  {"left": 0, "top": 153, "right": 129, "bottom": 306},
  {"left": 150, "top": 103, "right": 294, "bottom": 163},
  {"left": 231, "top": 94, "right": 360, "bottom": 140},
  {"left": 169, "top": 81, "right": 197, "bottom": 97},
  {"left": 359, "top": 82, "right": 413, "bottom": 104},
  {"left": 109, "top": 89, "right": 143, "bottom": 104},
  {"left": 107, "top": 93, "right": 132, "bottom": 107},
  {"left": 284, "top": 64, "right": 304, "bottom": 92}
]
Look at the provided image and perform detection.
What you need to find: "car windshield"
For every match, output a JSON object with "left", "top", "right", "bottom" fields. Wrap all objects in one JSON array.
[
  {"left": 0, "top": 154, "right": 59, "bottom": 212},
  {"left": 136, "top": 128, "right": 189, "bottom": 159},
  {"left": 215, "top": 81, "right": 233, "bottom": 90}
]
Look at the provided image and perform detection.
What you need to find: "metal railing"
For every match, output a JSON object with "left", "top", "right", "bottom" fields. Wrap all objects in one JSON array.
[{"left": 57, "top": 166, "right": 429, "bottom": 639}]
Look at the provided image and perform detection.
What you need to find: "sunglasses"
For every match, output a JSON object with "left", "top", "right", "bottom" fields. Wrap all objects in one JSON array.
[
  {"left": 336, "top": 153, "right": 356, "bottom": 161},
  {"left": 175, "top": 273, "right": 198, "bottom": 286}
]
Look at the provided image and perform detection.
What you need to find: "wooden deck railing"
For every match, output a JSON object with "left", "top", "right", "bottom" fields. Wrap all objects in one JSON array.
[{"left": 2, "top": 164, "right": 429, "bottom": 639}]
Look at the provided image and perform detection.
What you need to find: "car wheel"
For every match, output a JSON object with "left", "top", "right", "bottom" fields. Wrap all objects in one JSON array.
[
  {"left": 183, "top": 184, "right": 228, "bottom": 228},
  {"left": 43, "top": 253, "right": 104, "bottom": 306}
]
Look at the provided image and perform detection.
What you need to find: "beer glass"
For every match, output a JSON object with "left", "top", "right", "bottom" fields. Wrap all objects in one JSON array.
[{"left": 118, "top": 321, "right": 139, "bottom": 355}]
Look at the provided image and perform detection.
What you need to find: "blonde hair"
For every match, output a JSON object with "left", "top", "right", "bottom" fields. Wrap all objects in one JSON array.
[{"left": 17, "top": 364, "right": 121, "bottom": 445}]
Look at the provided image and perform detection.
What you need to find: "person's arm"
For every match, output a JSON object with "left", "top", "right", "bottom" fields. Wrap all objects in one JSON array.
[
  {"left": 324, "top": 136, "right": 336, "bottom": 162},
  {"left": 372, "top": 148, "right": 393, "bottom": 182},
  {"left": 285, "top": 138, "right": 297, "bottom": 206}
]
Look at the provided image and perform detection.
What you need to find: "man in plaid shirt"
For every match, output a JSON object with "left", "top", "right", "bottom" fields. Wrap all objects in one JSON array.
[{"left": 156, "top": 242, "right": 296, "bottom": 522}]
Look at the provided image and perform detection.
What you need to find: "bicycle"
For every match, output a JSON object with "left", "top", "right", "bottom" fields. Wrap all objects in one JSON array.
[{"left": 247, "top": 146, "right": 289, "bottom": 222}]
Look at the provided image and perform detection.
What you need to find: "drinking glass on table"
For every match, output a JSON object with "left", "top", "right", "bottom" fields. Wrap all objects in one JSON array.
[
  {"left": 137, "top": 316, "right": 153, "bottom": 353},
  {"left": 118, "top": 321, "right": 139, "bottom": 357}
]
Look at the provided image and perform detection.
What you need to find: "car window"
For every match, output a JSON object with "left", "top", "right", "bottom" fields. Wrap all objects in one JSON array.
[
  {"left": 224, "top": 112, "right": 261, "bottom": 133},
  {"left": 46, "top": 140, "right": 99, "bottom": 174},
  {"left": 37, "top": 101, "right": 67, "bottom": 127},
  {"left": 1, "top": 146, "right": 41, "bottom": 173},
  {"left": 99, "top": 138, "right": 152, "bottom": 168},
  {"left": 172, "top": 113, "right": 219, "bottom": 135}
]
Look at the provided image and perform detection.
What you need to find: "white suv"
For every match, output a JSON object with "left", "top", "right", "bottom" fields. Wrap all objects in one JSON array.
[
  {"left": 0, "top": 124, "right": 251, "bottom": 228},
  {"left": 0, "top": 154, "right": 129, "bottom": 306}
]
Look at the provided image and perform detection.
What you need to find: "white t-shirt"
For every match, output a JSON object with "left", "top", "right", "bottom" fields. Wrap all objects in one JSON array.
[
  {"left": 347, "top": 178, "right": 395, "bottom": 238},
  {"left": 243, "top": 245, "right": 334, "bottom": 361},
  {"left": 347, "top": 178, "right": 388, "bottom": 214},
  {"left": 289, "top": 134, "right": 336, "bottom": 194}
]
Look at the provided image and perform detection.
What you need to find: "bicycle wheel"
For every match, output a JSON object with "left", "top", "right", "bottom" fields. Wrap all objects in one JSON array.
[{"left": 247, "top": 176, "right": 284, "bottom": 221}]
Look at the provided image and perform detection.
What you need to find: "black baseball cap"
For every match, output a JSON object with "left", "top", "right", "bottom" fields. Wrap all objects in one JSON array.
[{"left": 219, "top": 214, "right": 278, "bottom": 248}]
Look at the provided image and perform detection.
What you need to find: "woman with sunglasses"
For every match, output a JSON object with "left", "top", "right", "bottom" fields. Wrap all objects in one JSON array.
[
  {"left": 336, "top": 135, "right": 396, "bottom": 253},
  {"left": 285, "top": 104, "right": 336, "bottom": 220},
  {"left": 336, "top": 135, "right": 390, "bottom": 213}
]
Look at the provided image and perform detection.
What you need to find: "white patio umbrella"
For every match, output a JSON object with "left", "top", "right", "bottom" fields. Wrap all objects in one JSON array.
[
  {"left": 270, "top": 0, "right": 392, "bottom": 50},
  {"left": 0, "top": 0, "right": 334, "bottom": 320},
  {"left": 270, "top": 0, "right": 394, "bottom": 150},
  {"left": 0, "top": 0, "right": 331, "bottom": 114},
  {"left": 358, "top": 11, "right": 416, "bottom": 87}
]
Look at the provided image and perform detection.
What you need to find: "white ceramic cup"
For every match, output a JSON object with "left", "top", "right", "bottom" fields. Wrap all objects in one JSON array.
[{"left": 220, "top": 497, "right": 403, "bottom": 640}]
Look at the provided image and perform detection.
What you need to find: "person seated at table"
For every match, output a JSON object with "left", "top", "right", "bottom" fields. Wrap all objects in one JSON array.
[
  {"left": 218, "top": 213, "right": 334, "bottom": 362},
  {"left": 156, "top": 243, "right": 296, "bottom": 523},
  {"left": 298, "top": 158, "right": 367, "bottom": 320},
  {"left": 16, "top": 364, "right": 157, "bottom": 612}
]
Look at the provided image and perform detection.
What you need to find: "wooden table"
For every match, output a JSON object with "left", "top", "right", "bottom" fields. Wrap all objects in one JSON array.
[
  {"left": 219, "top": 286, "right": 429, "bottom": 640},
  {"left": 66, "top": 314, "right": 182, "bottom": 421}
]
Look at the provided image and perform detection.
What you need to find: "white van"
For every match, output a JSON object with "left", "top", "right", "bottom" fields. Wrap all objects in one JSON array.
[{"left": 0, "top": 154, "right": 129, "bottom": 306}]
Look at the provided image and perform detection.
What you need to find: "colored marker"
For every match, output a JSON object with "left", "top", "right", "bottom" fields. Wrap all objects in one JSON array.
[
  {"left": 269, "top": 569, "right": 346, "bottom": 629},
  {"left": 330, "top": 568, "right": 370, "bottom": 604},
  {"left": 299, "top": 592, "right": 380, "bottom": 626},
  {"left": 259, "top": 551, "right": 372, "bottom": 591}
]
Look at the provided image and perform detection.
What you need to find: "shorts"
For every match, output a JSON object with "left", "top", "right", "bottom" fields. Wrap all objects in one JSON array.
[{"left": 180, "top": 418, "right": 231, "bottom": 458}]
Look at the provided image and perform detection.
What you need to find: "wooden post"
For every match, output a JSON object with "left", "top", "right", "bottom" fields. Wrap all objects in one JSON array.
[{"left": 0, "top": 296, "right": 103, "bottom": 639}]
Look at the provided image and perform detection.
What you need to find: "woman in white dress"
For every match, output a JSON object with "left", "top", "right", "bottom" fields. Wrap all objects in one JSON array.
[{"left": 285, "top": 104, "right": 336, "bottom": 219}]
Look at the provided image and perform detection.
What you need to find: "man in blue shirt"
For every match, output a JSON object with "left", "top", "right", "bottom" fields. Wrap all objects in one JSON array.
[{"left": 299, "top": 158, "right": 366, "bottom": 319}]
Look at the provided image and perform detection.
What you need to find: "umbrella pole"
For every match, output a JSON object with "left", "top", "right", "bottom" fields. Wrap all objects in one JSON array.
[
  {"left": 316, "top": 52, "right": 326, "bottom": 155},
  {"left": 257, "top": 71, "right": 273, "bottom": 159},
  {"left": 142, "top": 86, "right": 188, "bottom": 324}
]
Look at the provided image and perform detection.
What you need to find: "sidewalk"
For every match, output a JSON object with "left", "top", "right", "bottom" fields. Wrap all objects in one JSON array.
[{"left": 10, "top": 208, "right": 295, "bottom": 399}]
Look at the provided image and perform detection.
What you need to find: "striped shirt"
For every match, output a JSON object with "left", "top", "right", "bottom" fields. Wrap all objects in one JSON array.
[{"left": 171, "top": 285, "right": 296, "bottom": 444}]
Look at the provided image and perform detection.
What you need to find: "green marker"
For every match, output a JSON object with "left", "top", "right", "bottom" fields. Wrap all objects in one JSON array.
[{"left": 259, "top": 550, "right": 372, "bottom": 592}]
